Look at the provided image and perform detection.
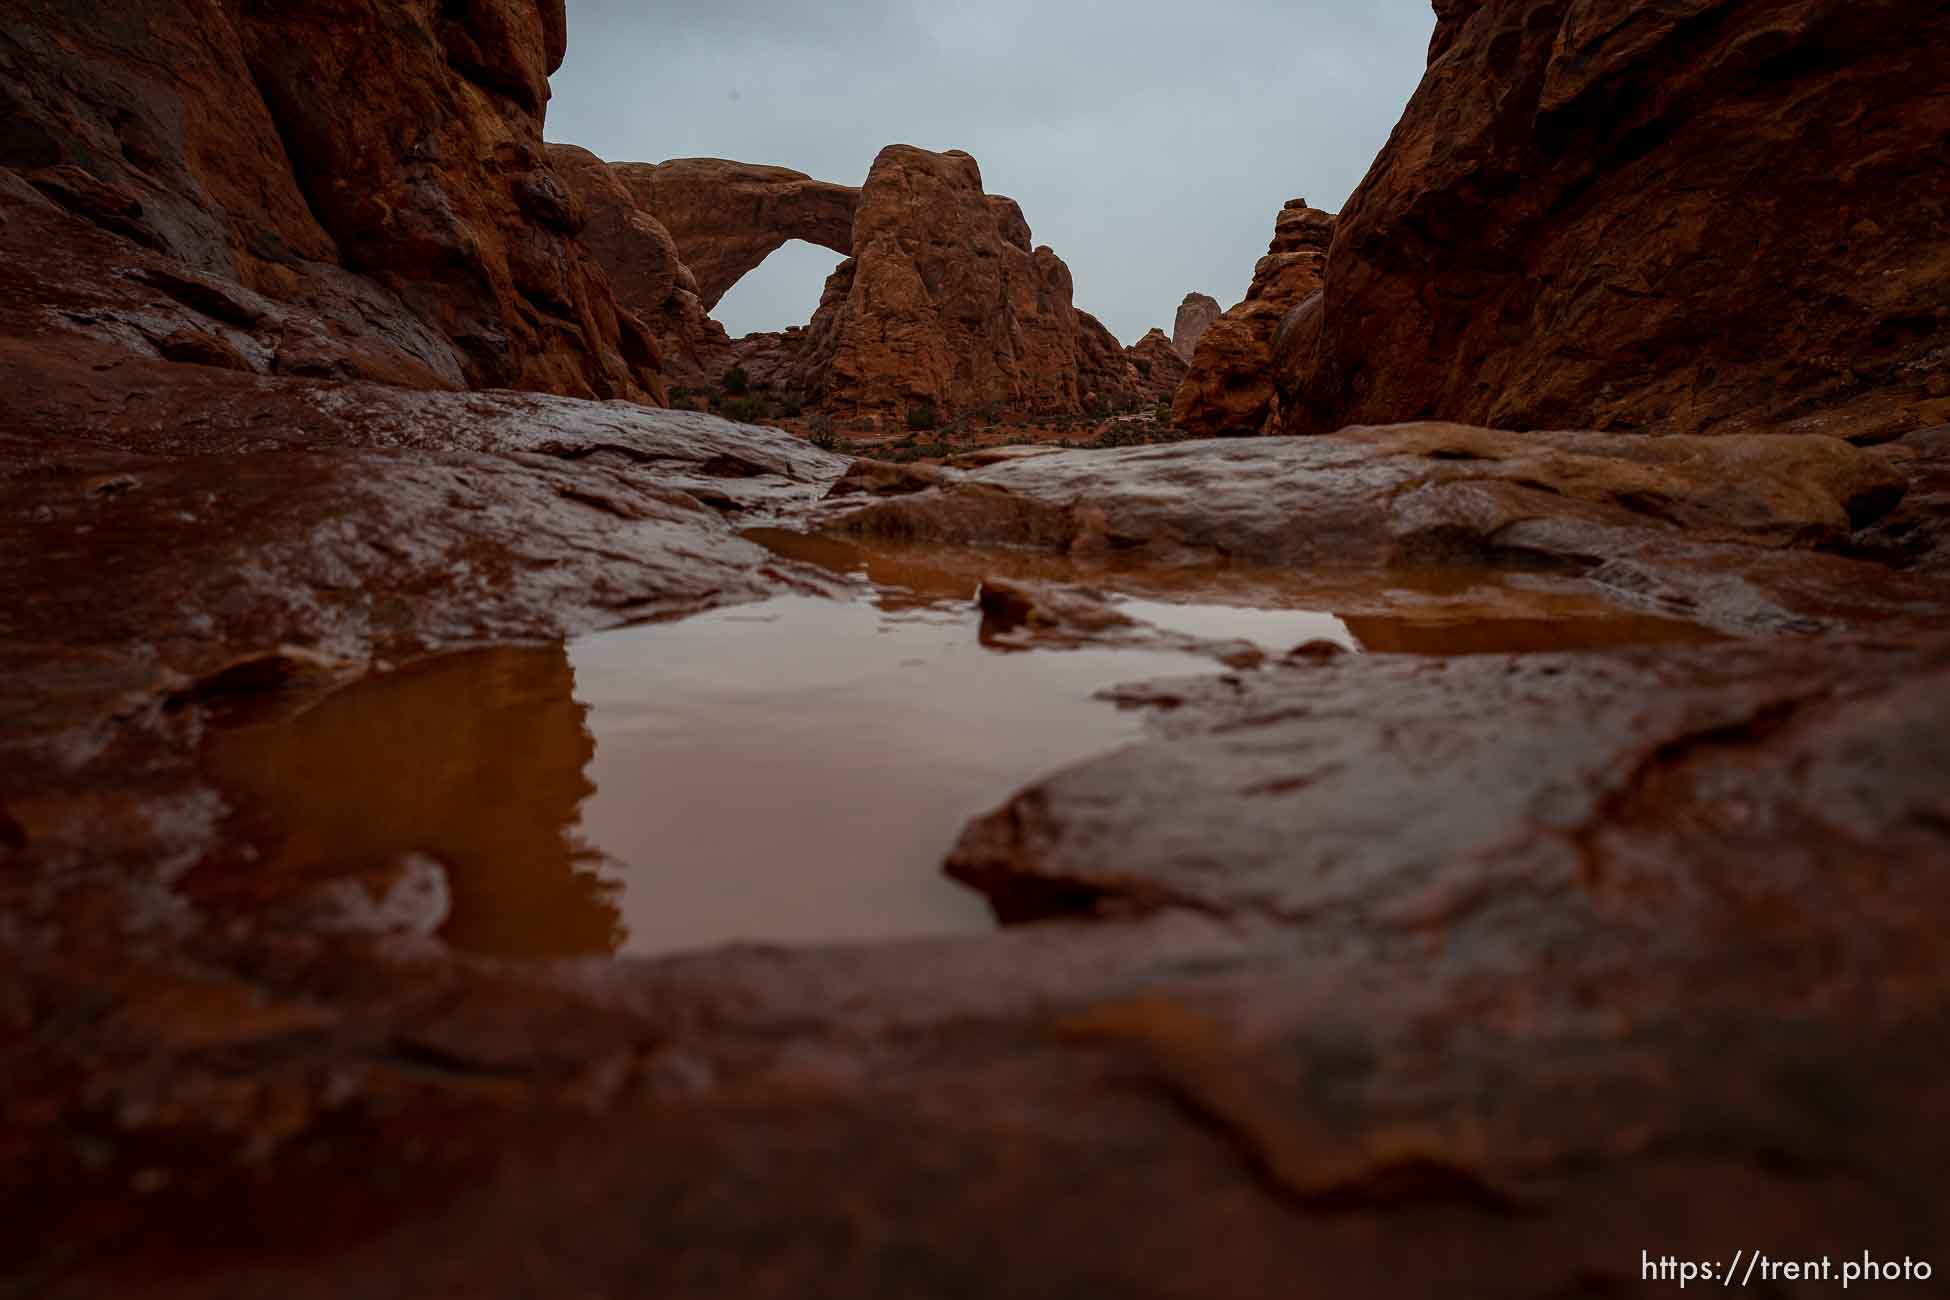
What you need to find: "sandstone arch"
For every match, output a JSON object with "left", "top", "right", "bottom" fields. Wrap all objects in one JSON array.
[{"left": 608, "top": 159, "right": 860, "bottom": 310}]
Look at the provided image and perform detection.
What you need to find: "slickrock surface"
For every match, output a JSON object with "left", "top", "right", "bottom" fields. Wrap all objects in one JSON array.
[
  {"left": 1276, "top": 0, "right": 1950, "bottom": 440},
  {"left": 1174, "top": 201, "right": 1334, "bottom": 437},
  {"left": 544, "top": 145, "right": 734, "bottom": 387},
  {"left": 819, "top": 423, "right": 1939, "bottom": 636},
  {"left": 611, "top": 158, "right": 861, "bottom": 311},
  {"left": 1172, "top": 291, "right": 1223, "bottom": 360},
  {"left": 0, "top": 0, "right": 663, "bottom": 402}
]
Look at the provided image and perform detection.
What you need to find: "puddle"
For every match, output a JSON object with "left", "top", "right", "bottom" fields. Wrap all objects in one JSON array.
[{"left": 195, "top": 533, "right": 1720, "bottom": 960}]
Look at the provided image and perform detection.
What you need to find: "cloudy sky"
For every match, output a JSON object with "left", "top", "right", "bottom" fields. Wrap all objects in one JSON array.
[{"left": 547, "top": 0, "right": 1435, "bottom": 345}]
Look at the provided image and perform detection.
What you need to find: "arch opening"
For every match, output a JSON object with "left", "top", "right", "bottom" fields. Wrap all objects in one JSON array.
[{"left": 708, "top": 239, "right": 849, "bottom": 339}]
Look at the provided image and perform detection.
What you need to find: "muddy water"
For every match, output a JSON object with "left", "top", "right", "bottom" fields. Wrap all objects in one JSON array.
[{"left": 198, "top": 534, "right": 1718, "bottom": 960}]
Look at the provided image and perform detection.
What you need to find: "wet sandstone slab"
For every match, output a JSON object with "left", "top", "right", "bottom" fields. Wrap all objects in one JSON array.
[
  {"left": 817, "top": 423, "right": 1946, "bottom": 636},
  {"left": 6, "top": 637, "right": 1949, "bottom": 1297},
  {"left": 4, "top": 380, "right": 1950, "bottom": 1295}
]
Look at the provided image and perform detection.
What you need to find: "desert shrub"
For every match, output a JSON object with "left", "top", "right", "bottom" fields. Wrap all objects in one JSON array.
[
  {"left": 905, "top": 403, "right": 938, "bottom": 431},
  {"left": 722, "top": 366, "right": 750, "bottom": 396},
  {"left": 779, "top": 397, "right": 804, "bottom": 419},
  {"left": 723, "top": 395, "right": 767, "bottom": 423}
]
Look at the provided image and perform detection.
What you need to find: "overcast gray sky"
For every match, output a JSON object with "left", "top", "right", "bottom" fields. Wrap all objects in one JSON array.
[{"left": 547, "top": 0, "right": 1435, "bottom": 345}]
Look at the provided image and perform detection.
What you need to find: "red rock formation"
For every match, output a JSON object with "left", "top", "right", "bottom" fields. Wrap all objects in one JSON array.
[
  {"left": 794, "top": 146, "right": 1109, "bottom": 424},
  {"left": 1172, "top": 292, "right": 1222, "bottom": 360},
  {"left": 1127, "top": 328, "right": 1190, "bottom": 402},
  {"left": 1, "top": 0, "right": 662, "bottom": 402},
  {"left": 1173, "top": 200, "right": 1334, "bottom": 436},
  {"left": 545, "top": 144, "right": 733, "bottom": 387},
  {"left": 613, "top": 159, "right": 861, "bottom": 311},
  {"left": 728, "top": 327, "right": 813, "bottom": 395},
  {"left": 1278, "top": 0, "right": 1950, "bottom": 440},
  {"left": 1076, "top": 311, "right": 1145, "bottom": 413}
]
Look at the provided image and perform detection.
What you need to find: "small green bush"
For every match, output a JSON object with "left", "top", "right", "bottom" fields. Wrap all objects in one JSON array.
[
  {"left": 723, "top": 395, "right": 767, "bottom": 423},
  {"left": 905, "top": 403, "right": 939, "bottom": 432},
  {"left": 722, "top": 366, "right": 750, "bottom": 396},
  {"left": 779, "top": 397, "right": 804, "bottom": 419}
]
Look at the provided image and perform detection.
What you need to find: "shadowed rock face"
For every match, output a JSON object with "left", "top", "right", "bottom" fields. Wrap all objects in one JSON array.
[
  {"left": 0, "top": 0, "right": 663, "bottom": 402},
  {"left": 1278, "top": 0, "right": 1950, "bottom": 440},
  {"left": 612, "top": 158, "right": 861, "bottom": 311},
  {"left": 1173, "top": 201, "right": 1334, "bottom": 437},
  {"left": 545, "top": 144, "right": 735, "bottom": 386}
]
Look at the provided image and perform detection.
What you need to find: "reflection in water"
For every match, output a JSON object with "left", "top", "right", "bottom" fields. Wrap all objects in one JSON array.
[
  {"left": 1113, "top": 598, "right": 1358, "bottom": 652},
  {"left": 569, "top": 596, "right": 1197, "bottom": 957},
  {"left": 196, "top": 532, "right": 1725, "bottom": 961},
  {"left": 198, "top": 646, "right": 623, "bottom": 957}
]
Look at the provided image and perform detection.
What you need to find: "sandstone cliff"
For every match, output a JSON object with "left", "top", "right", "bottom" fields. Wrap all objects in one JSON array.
[
  {"left": 1277, "top": 0, "right": 1950, "bottom": 440},
  {"left": 0, "top": 0, "right": 662, "bottom": 402},
  {"left": 1173, "top": 200, "right": 1334, "bottom": 437}
]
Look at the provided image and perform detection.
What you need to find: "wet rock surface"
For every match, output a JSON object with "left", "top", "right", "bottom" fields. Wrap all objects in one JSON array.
[
  {"left": 5, "top": 320, "right": 1948, "bottom": 1297},
  {"left": 9, "top": 628, "right": 1950, "bottom": 1297},
  {"left": 819, "top": 422, "right": 1939, "bottom": 636}
]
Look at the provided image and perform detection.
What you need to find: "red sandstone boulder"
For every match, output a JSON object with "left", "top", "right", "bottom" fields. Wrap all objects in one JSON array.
[
  {"left": 1278, "top": 0, "right": 1950, "bottom": 440},
  {"left": 1171, "top": 291, "right": 1222, "bottom": 360},
  {"left": 1173, "top": 200, "right": 1334, "bottom": 436},
  {"left": 1, "top": 0, "right": 662, "bottom": 402}
]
